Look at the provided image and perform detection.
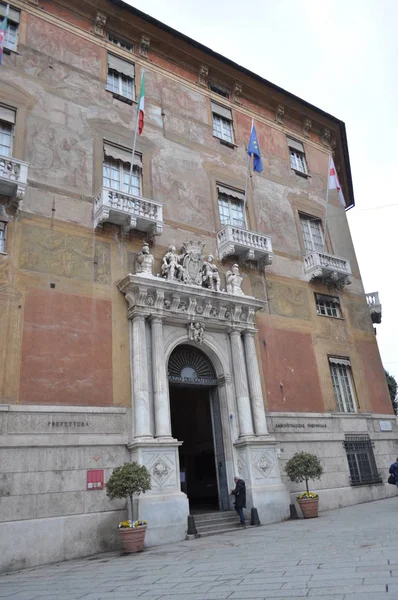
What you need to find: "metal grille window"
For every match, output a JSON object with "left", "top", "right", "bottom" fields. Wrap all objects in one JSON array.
[
  {"left": 211, "top": 102, "right": 234, "bottom": 144},
  {"left": 329, "top": 357, "right": 356, "bottom": 413},
  {"left": 106, "top": 54, "right": 135, "bottom": 102},
  {"left": 0, "top": 4, "right": 20, "bottom": 52},
  {"left": 300, "top": 214, "right": 324, "bottom": 254},
  {"left": 217, "top": 184, "right": 245, "bottom": 228},
  {"left": 316, "top": 294, "right": 342, "bottom": 318},
  {"left": 287, "top": 137, "right": 308, "bottom": 174},
  {"left": 343, "top": 435, "right": 382, "bottom": 486}
]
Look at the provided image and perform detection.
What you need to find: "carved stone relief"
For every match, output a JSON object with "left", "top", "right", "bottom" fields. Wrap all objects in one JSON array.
[
  {"left": 188, "top": 321, "right": 205, "bottom": 344},
  {"left": 303, "top": 118, "right": 312, "bottom": 138},
  {"left": 140, "top": 35, "right": 150, "bottom": 58},
  {"left": 275, "top": 104, "right": 284, "bottom": 125},
  {"left": 199, "top": 65, "right": 209, "bottom": 87},
  {"left": 322, "top": 128, "right": 331, "bottom": 147},
  {"left": 233, "top": 82, "right": 242, "bottom": 103},
  {"left": 135, "top": 243, "right": 154, "bottom": 277},
  {"left": 94, "top": 12, "right": 107, "bottom": 37},
  {"left": 267, "top": 280, "right": 310, "bottom": 320}
]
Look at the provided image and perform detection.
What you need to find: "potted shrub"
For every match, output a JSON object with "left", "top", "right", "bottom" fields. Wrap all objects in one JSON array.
[
  {"left": 285, "top": 452, "right": 323, "bottom": 519},
  {"left": 106, "top": 462, "right": 151, "bottom": 553}
]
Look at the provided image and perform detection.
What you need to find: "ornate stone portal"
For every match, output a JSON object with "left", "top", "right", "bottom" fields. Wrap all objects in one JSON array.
[{"left": 118, "top": 240, "right": 290, "bottom": 546}]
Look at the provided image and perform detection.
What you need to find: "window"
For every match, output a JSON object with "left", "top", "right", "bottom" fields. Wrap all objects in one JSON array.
[
  {"left": 329, "top": 357, "right": 357, "bottom": 413},
  {"left": 217, "top": 184, "right": 245, "bottom": 228},
  {"left": 343, "top": 435, "right": 381, "bottom": 486},
  {"left": 0, "top": 205, "right": 9, "bottom": 253},
  {"left": 315, "top": 294, "right": 342, "bottom": 318},
  {"left": 108, "top": 34, "right": 134, "bottom": 53},
  {"left": 287, "top": 137, "right": 308, "bottom": 175},
  {"left": 211, "top": 102, "right": 234, "bottom": 144},
  {"left": 0, "top": 105, "right": 15, "bottom": 157},
  {"left": 299, "top": 214, "right": 324, "bottom": 254},
  {"left": 103, "top": 143, "right": 142, "bottom": 196},
  {"left": 0, "top": 3, "right": 20, "bottom": 52},
  {"left": 106, "top": 54, "right": 135, "bottom": 103},
  {"left": 209, "top": 83, "right": 229, "bottom": 98}
]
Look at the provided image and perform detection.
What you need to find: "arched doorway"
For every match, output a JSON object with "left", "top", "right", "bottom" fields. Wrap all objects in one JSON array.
[{"left": 168, "top": 344, "right": 229, "bottom": 512}]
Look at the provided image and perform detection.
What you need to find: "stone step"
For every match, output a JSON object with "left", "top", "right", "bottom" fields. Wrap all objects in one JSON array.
[
  {"left": 196, "top": 521, "right": 242, "bottom": 534},
  {"left": 195, "top": 516, "right": 240, "bottom": 529},
  {"left": 198, "top": 525, "right": 251, "bottom": 538},
  {"left": 193, "top": 511, "right": 236, "bottom": 523}
]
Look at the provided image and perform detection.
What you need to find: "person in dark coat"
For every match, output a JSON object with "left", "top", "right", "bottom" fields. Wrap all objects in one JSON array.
[
  {"left": 389, "top": 458, "right": 398, "bottom": 487},
  {"left": 231, "top": 476, "right": 246, "bottom": 527}
]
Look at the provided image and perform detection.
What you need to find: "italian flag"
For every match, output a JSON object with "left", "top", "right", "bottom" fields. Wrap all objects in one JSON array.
[
  {"left": 138, "top": 71, "right": 145, "bottom": 135},
  {"left": 0, "top": 15, "right": 8, "bottom": 65}
]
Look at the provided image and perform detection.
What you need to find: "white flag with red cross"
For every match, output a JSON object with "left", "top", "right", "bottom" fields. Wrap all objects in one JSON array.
[{"left": 328, "top": 157, "right": 345, "bottom": 208}]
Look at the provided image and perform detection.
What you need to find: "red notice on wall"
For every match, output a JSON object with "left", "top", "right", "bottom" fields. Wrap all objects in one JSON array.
[{"left": 87, "top": 469, "right": 104, "bottom": 490}]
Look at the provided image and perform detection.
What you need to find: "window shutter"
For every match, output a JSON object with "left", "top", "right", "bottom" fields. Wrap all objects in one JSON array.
[
  {"left": 0, "top": 4, "right": 20, "bottom": 23},
  {"left": 217, "top": 184, "right": 245, "bottom": 202},
  {"left": 329, "top": 357, "right": 351, "bottom": 367},
  {"left": 0, "top": 105, "right": 16, "bottom": 124},
  {"left": 103, "top": 143, "right": 142, "bottom": 168},
  {"left": 287, "top": 137, "right": 304, "bottom": 153},
  {"left": 107, "top": 53, "right": 135, "bottom": 79},
  {"left": 211, "top": 102, "right": 232, "bottom": 120}
]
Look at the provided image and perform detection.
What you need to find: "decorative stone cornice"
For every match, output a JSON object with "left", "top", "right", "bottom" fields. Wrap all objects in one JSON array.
[{"left": 117, "top": 274, "right": 265, "bottom": 328}]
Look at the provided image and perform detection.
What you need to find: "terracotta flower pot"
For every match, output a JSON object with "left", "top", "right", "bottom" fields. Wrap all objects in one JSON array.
[
  {"left": 119, "top": 525, "right": 147, "bottom": 553},
  {"left": 297, "top": 497, "right": 319, "bottom": 519}
]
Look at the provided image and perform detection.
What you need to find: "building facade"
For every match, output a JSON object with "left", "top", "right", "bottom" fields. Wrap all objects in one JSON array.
[{"left": 0, "top": 0, "right": 395, "bottom": 572}]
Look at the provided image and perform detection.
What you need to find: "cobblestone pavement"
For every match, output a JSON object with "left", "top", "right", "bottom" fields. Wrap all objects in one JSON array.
[{"left": 2, "top": 498, "right": 398, "bottom": 600}]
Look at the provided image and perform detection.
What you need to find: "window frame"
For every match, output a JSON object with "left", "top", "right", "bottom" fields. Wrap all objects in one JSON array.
[
  {"left": 211, "top": 102, "right": 234, "bottom": 145},
  {"left": 343, "top": 435, "right": 382, "bottom": 487},
  {"left": 0, "top": 118, "right": 13, "bottom": 157},
  {"left": 0, "top": 3, "right": 20, "bottom": 53},
  {"left": 107, "top": 33, "right": 134, "bottom": 53},
  {"left": 217, "top": 184, "right": 246, "bottom": 229},
  {"left": 0, "top": 218, "right": 7, "bottom": 254},
  {"left": 329, "top": 357, "right": 357, "bottom": 413},
  {"left": 106, "top": 53, "right": 135, "bottom": 104},
  {"left": 315, "top": 293, "right": 342, "bottom": 319},
  {"left": 102, "top": 152, "right": 142, "bottom": 197},
  {"left": 299, "top": 213, "right": 324, "bottom": 254},
  {"left": 289, "top": 148, "right": 308, "bottom": 175}
]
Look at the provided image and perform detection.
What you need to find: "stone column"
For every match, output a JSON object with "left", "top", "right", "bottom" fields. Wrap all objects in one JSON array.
[
  {"left": 229, "top": 329, "right": 254, "bottom": 438},
  {"left": 150, "top": 316, "right": 172, "bottom": 438},
  {"left": 131, "top": 314, "right": 152, "bottom": 438},
  {"left": 243, "top": 330, "right": 268, "bottom": 436}
]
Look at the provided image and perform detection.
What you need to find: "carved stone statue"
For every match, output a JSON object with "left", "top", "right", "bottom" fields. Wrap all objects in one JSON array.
[
  {"left": 188, "top": 321, "right": 205, "bottom": 344},
  {"left": 202, "top": 254, "right": 221, "bottom": 292},
  {"left": 135, "top": 242, "right": 154, "bottom": 276},
  {"left": 226, "top": 264, "right": 245, "bottom": 296},
  {"left": 161, "top": 245, "right": 185, "bottom": 282}
]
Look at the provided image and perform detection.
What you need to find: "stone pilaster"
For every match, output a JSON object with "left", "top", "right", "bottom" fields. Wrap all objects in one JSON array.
[
  {"left": 150, "top": 316, "right": 172, "bottom": 438},
  {"left": 229, "top": 329, "right": 254, "bottom": 438},
  {"left": 131, "top": 314, "right": 152, "bottom": 439},
  {"left": 243, "top": 330, "right": 268, "bottom": 436}
]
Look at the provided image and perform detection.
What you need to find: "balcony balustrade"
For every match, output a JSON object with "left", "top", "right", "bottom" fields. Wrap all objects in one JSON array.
[
  {"left": 216, "top": 224, "right": 273, "bottom": 271},
  {"left": 366, "top": 291, "right": 382, "bottom": 324},
  {"left": 93, "top": 186, "right": 163, "bottom": 236},
  {"left": 304, "top": 251, "right": 352, "bottom": 289},
  {"left": 0, "top": 155, "right": 29, "bottom": 209}
]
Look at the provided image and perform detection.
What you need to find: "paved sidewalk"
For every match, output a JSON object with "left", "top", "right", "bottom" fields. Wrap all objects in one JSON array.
[{"left": 1, "top": 498, "right": 398, "bottom": 600}]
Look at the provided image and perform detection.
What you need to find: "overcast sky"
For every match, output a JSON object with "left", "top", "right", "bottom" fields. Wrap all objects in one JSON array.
[{"left": 125, "top": 0, "right": 398, "bottom": 382}]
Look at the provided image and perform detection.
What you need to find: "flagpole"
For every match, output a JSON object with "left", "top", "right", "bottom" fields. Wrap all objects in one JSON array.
[
  {"left": 127, "top": 71, "right": 143, "bottom": 196},
  {"left": 243, "top": 119, "right": 254, "bottom": 218},
  {"left": 322, "top": 155, "right": 331, "bottom": 252}
]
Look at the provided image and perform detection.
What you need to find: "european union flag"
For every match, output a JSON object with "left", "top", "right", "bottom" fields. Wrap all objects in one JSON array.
[{"left": 247, "top": 125, "right": 263, "bottom": 173}]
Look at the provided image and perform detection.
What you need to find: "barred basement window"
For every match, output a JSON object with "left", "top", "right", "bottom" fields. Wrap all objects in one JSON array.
[
  {"left": 315, "top": 294, "right": 342, "bottom": 318},
  {"left": 343, "top": 435, "right": 382, "bottom": 486},
  {"left": 329, "top": 357, "right": 357, "bottom": 413}
]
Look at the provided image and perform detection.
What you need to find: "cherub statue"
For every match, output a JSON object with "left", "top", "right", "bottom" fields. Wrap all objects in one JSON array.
[
  {"left": 135, "top": 242, "right": 154, "bottom": 276},
  {"left": 202, "top": 254, "right": 221, "bottom": 292},
  {"left": 188, "top": 321, "right": 205, "bottom": 344},
  {"left": 226, "top": 263, "right": 245, "bottom": 296},
  {"left": 161, "top": 245, "right": 185, "bottom": 282}
]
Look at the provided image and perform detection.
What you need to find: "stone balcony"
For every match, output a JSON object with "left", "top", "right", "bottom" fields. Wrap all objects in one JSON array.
[
  {"left": 216, "top": 224, "right": 273, "bottom": 271},
  {"left": 304, "top": 251, "right": 352, "bottom": 289},
  {"left": 93, "top": 186, "right": 163, "bottom": 236},
  {"left": 366, "top": 291, "right": 382, "bottom": 324},
  {"left": 0, "top": 155, "right": 29, "bottom": 209}
]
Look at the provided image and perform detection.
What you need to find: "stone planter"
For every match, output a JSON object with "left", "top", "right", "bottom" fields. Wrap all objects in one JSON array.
[
  {"left": 297, "top": 497, "right": 319, "bottom": 519},
  {"left": 119, "top": 525, "right": 147, "bottom": 553}
]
